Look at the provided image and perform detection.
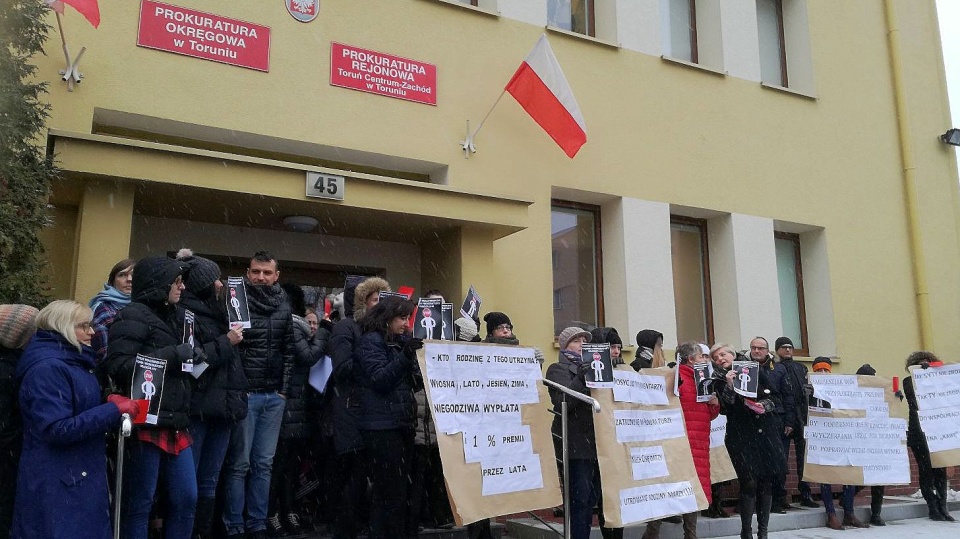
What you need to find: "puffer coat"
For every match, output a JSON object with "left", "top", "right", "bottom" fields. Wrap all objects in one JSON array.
[
  {"left": 237, "top": 282, "right": 294, "bottom": 395},
  {"left": 179, "top": 293, "right": 247, "bottom": 422},
  {"left": 104, "top": 256, "right": 193, "bottom": 430},
  {"left": 678, "top": 362, "right": 720, "bottom": 502},
  {"left": 355, "top": 331, "right": 417, "bottom": 431},
  {"left": 280, "top": 315, "right": 329, "bottom": 439}
]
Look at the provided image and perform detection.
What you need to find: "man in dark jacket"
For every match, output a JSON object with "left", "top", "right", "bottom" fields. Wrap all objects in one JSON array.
[
  {"left": 222, "top": 251, "right": 295, "bottom": 539},
  {"left": 772, "top": 336, "right": 816, "bottom": 509}
]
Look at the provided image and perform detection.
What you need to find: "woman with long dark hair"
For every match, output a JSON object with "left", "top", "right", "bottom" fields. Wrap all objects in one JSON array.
[{"left": 357, "top": 296, "right": 421, "bottom": 539}]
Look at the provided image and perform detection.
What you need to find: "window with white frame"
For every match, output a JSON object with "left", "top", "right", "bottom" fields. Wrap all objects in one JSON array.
[
  {"left": 662, "top": 0, "right": 698, "bottom": 63},
  {"left": 774, "top": 232, "right": 808, "bottom": 355},
  {"left": 756, "top": 0, "right": 788, "bottom": 86},
  {"left": 548, "top": 0, "right": 595, "bottom": 37}
]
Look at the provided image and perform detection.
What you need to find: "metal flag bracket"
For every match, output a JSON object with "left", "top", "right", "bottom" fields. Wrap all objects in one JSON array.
[{"left": 55, "top": 12, "right": 86, "bottom": 92}]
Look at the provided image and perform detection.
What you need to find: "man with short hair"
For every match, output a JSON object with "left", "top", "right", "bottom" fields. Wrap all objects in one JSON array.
[
  {"left": 748, "top": 337, "right": 796, "bottom": 514},
  {"left": 222, "top": 251, "right": 295, "bottom": 539},
  {"left": 774, "top": 336, "right": 817, "bottom": 510}
]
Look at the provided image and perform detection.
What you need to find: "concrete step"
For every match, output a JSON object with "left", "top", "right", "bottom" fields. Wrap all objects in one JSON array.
[
  {"left": 297, "top": 521, "right": 507, "bottom": 539},
  {"left": 505, "top": 498, "right": 960, "bottom": 539}
]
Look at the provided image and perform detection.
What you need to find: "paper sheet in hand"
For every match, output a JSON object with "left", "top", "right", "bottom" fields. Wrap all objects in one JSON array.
[
  {"left": 309, "top": 355, "right": 333, "bottom": 394},
  {"left": 583, "top": 343, "right": 614, "bottom": 389},
  {"left": 731, "top": 361, "right": 759, "bottom": 398}
]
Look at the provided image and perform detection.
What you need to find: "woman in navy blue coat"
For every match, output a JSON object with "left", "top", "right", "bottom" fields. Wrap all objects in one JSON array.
[
  {"left": 12, "top": 300, "right": 139, "bottom": 539},
  {"left": 356, "top": 296, "right": 421, "bottom": 539}
]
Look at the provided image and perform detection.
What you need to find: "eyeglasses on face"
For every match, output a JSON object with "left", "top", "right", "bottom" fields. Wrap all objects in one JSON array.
[
  {"left": 495, "top": 324, "right": 513, "bottom": 331},
  {"left": 75, "top": 322, "right": 93, "bottom": 330}
]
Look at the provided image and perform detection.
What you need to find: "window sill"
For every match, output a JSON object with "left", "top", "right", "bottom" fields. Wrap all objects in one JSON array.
[
  {"left": 760, "top": 82, "right": 818, "bottom": 101},
  {"left": 545, "top": 25, "right": 620, "bottom": 50},
  {"left": 426, "top": 0, "right": 499, "bottom": 18},
  {"left": 660, "top": 56, "right": 726, "bottom": 77}
]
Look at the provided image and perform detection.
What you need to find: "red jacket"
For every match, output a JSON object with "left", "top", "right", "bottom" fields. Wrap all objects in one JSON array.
[{"left": 679, "top": 362, "right": 720, "bottom": 503}]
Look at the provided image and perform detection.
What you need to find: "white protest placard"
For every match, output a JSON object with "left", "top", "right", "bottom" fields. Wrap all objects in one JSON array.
[
  {"left": 630, "top": 446, "right": 669, "bottom": 481},
  {"left": 619, "top": 482, "right": 700, "bottom": 525},
  {"left": 418, "top": 342, "right": 561, "bottom": 526},
  {"left": 612, "top": 370, "right": 669, "bottom": 405},
  {"left": 802, "top": 375, "right": 910, "bottom": 486},
  {"left": 480, "top": 453, "right": 544, "bottom": 496},
  {"left": 709, "top": 415, "right": 727, "bottom": 449},
  {"left": 912, "top": 363, "right": 960, "bottom": 411},
  {"left": 594, "top": 366, "right": 708, "bottom": 526},
  {"left": 918, "top": 408, "right": 960, "bottom": 453},
  {"left": 613, "top": 408, "right": 686, "bottom": 444}
]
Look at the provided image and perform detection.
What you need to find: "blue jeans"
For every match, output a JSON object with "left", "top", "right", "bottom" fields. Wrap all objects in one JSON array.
[
  {"left": 122, "top": 440, "right": 198, "bottom": 539},
  {"left": 821, "top": 484, "right": 856, "bottom": 515},
  {"left": 568, "top": 459, "right": 601, "bottom": 539},
  {"left": 190, "top": 419, "right": 233, "bottom": 498},
  {"left": 221, "top": 392, "right": 285, "bottom": 535}
]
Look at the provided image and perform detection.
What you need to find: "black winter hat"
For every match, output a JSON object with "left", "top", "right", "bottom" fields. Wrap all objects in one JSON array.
[
  {"left": 774, "top": 336, "right": 794, "bottom": 350},
  {"left": 132, "top": 256, "right": 188, "bottom": 304},
  {"left": 176, "top": 249, "right": 221, "bottom": 294},
  {"left": 483, "top": 311, "right": 511, "bottom": 335},
  {"left": 590, "top": 327, "right": 622, "bottom": 347},
  {"left": 856, "top": 363, "right": 877, "bottom": 376},
  {"left": 635, "top": 329, "right": 663, "bottom": 350}
]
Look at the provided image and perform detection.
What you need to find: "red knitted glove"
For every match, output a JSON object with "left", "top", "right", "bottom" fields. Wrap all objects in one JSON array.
[{"left": 107, "top": 394, "right": 140, "bottom": 417}]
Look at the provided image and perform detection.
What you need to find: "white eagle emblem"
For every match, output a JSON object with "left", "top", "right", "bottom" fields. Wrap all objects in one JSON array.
[{"left": 286, "top": 0, "right": 319, "bottom": 22}]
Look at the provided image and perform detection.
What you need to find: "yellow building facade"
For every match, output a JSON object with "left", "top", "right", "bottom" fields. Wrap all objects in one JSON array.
[{"left": 35, "top": 0, "right": 960, "bottom": 374}]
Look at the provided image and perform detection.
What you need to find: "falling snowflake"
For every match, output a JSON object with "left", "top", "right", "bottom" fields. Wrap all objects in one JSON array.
[{"left": 291, "top": 0, "right": 316, "bottom": 14}]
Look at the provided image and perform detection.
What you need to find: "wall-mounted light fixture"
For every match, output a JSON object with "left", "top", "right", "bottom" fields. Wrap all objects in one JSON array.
[
  {"left": 940, "top": 128, "right": 960, "bottom": 146},
  {"left": 282, "top": 215, "right": 319, "bottom": 232}
]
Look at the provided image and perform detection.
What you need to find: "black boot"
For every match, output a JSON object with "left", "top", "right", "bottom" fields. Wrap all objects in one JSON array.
[
  {"left": 192, "top": 497, "right": 216, "bottom": 539},
  {"left": 756, "top": 493, "right": 772, "bottom": 539},
  {"left": 738, "top": 492, "right": 755, "bottom": 539},
  {"left": 936, "top": 477, "right": 956, "bottom": 522},
  {"left": 928, "top": 499, "right": 946, "bottom": 521}
]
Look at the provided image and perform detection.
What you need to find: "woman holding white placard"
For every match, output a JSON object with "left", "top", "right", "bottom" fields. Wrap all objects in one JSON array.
[{"left": 903, "top": 351, "right": 955, "bottom": 522}]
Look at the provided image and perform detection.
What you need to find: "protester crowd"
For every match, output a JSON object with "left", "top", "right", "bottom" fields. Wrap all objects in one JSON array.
[{"left": 0, "top": 250, "right": 956, "bottom": 539}]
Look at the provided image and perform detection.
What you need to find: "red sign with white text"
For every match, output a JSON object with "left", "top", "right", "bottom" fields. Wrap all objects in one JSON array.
[
  {"left": 137, "top": 0, "right": 271, "bottom": 72},
  {"left": 330, "top": 42, "right": 437, "bottom": 105}
]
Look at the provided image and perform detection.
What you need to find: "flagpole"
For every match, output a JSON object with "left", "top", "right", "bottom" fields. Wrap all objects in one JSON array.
[
  {"left": 460, "top": 89, "right": 507, "bottom": 158},
  {"left": 55, "top": 12, "right": 76, "bottom": 91}
]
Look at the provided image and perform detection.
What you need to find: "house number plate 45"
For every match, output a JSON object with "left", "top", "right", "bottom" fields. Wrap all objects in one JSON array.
[{"left": 306, "top": 172, "right": 345, "bottom": 201}]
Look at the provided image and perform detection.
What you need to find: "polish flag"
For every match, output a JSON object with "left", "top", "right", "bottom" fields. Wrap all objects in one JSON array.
[
  {"left": 46, "top": 0, "right": 100, "bottom": 28},
  {"left": 505, "top": 35, "right": 587, "bottom": 158}
]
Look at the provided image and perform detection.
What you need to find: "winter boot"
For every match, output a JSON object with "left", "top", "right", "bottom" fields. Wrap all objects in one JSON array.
[
  {"left": 738, "top": 492, "right": 756, "bottom": 539},
  {"left": 936, "top": 477, "right": 956, "bottom": 522},
  {"left": 842, "top": 513, "right": 869, "bottom": 528},
  {"left": 191, "top": 497, "right": 216, "bottom": 539},
  {"left": 756, "top": 493, "right": 772, "bottom": 539},
  {"left": 928, "top": 499, "right": 946, "bottom": 521},
  {"left": 825, "top": 514, "right": 844, "bottom": 530}
]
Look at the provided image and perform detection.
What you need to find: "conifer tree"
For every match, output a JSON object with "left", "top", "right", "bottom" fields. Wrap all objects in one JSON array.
[{"left": 0, "top": 1, "right": 56, "bottom": 305}]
